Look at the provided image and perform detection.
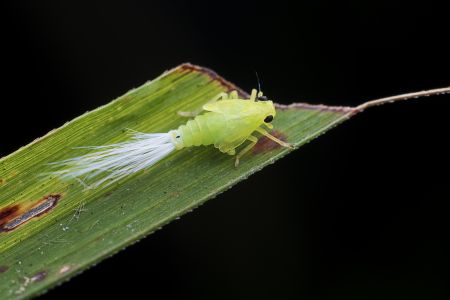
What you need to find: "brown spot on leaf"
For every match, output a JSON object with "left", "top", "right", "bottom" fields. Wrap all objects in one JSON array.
[
  {"left": 0, "top": 205, "right": 20, "bottom": 228},
  {"left": 0, "top": 265, "right": 9, "bottom": 273},
  {"left": 0, "top": 178, "right": 4, "bottom": 185},
  {"left": 30, "top": 271, "right": 47, "bottom": 283},
  {"left": 0, "top": 194, "right": 62, "bottom": 232},
  {"left": 253, "top": 131, "right": 288, "bottom": 154}
]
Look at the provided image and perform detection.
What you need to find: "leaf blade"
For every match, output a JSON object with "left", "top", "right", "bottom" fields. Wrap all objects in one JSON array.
[{"left": 0, "top": 64, "right": 357, "bottom": 299}]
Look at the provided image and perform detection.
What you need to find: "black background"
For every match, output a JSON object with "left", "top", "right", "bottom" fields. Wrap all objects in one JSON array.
[{"left": 1, "top": 1, "right": 449, "bottom": 299}]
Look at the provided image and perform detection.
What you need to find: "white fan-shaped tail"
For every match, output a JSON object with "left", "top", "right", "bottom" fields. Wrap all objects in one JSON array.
[{"left": 51, "top": 132, "right": 175, "bottom": 189}]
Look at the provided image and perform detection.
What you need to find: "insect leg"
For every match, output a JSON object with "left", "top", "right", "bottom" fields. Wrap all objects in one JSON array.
[
  {"left": 178, "top": 92, "right": 228, "bottom": 117},
  {"left": 215, "top": 92, "right": 229, "bottom": 101},
  {"left": 227, "top": 149, "right": 236, "bottom": 155},
  {"left": 229, "top": 90, "right": 239, "bottom": 99},
  {"left": 249, "top": 89, "right": 257, "bottom": 101},
  {"left": 255, "top": 128, "right": 294, "bottom": 149},
  {"left": 235, "top": 135, "right": 258, "bottom": 167}
]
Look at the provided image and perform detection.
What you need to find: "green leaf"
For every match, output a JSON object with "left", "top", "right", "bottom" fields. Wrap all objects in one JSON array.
[{"left": 0, "top": 64, "right": 448, "bottom": 299}]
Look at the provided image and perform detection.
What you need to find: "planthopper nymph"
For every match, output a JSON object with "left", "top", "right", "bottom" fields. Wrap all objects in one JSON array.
[{"left": 53, "top": 89, "right": 294, "bottom": 188}]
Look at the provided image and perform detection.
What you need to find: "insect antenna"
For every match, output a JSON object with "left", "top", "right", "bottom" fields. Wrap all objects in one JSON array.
[
  {"left": 255, "top": 71, "right": 268, "bottom": 101},
  {"left": 255, "top": 71, "right": 262, "bottom": 94}
]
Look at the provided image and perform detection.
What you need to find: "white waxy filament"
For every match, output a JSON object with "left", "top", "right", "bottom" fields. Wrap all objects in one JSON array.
[{"left": 51, "top": 132, "right": 176, "bottom": 189}]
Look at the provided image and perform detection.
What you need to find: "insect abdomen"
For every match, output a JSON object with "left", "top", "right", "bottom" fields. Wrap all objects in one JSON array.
[{"left": 177, "top": 113, "right": 224, "bottom": 148}]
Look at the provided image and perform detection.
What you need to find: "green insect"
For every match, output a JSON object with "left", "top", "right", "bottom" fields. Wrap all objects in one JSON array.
[
  {"left": 54, "top": 89, "right": 293, "bottom": 188},
  {"left": 173, "top": 88, "right": 293, "bottom": 165}
]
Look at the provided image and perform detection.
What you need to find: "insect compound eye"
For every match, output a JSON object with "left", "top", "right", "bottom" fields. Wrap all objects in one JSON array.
[
  {"left": 257, "top": 95, "right": 268, "bottom": 101},
  {"left": 264, "top": 115, "right": 274, "bottom": 123}
]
